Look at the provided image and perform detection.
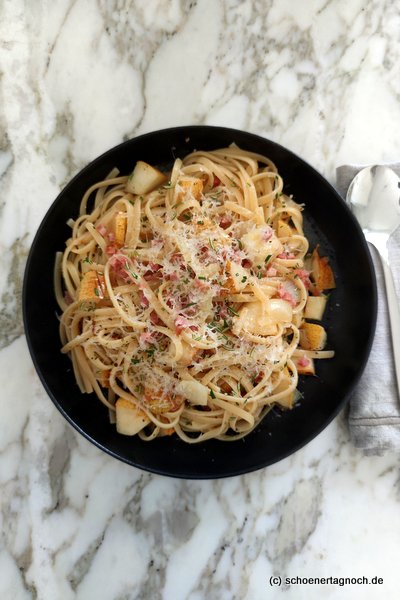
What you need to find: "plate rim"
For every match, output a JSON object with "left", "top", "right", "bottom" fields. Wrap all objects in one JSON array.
[{"left": 22, "top": 125, "right": 378, "bottom": 478}]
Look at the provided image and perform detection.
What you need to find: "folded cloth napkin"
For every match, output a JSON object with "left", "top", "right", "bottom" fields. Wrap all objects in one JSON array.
[{"left": 336, "top": 163, "right": 400, "bottom": 455}]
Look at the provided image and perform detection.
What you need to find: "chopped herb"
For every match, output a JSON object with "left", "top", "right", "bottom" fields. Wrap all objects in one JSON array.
[
  {"left": 227, "top": 305, "right": 239, "bottom": 316},
  {"left": 131, "top": 358, "right": 141, "bottom": 364},
  {"left": 241, "top": 275, "right": 247, "bottom": 283},
  {"left": 223, "top": 318, "right": 231, "bottom": 331},
  {"left": 94, "top": 287, "right": 100, "bottom": 297},
  {"left": 183, "top": 302, "right": 196, "bottom": 309},
  {"left": 208, "top": 320, "right": 230, "bottom": 334},
  {"left": 228, "top": 177, "right": 237, "bottom": 187},
  {"left": 192, "top": 334, "right": 203, "bottom": 341},
  {"left": 257, "top": 272, "right": 262, "bottom": 279},
  {"left": 265, "top": 254, "right": 272, "bottom": 263},
  {"left": 198, "top": 276, "right": 207, "bottom": 280},
  {"left": 210, "top": 389, "right": 216, "bottom": 399},
  {"left": 124, "top": 261, "right": 138, "bottom": 280},
  {"left": 237, "top": 239, "right": 243, "bottom": 250},
  {"left": 145, "top": 347, "right": 155, "bottom": 358},
  {"left": 80, "top": 301, "right": 96, "bottom": 311},
  {"left": 197, "top": 220, "right": 204, "bottom": 225},
  {"left": 83, "top": 257, "right": 93, "bottom": 264},
  {"left": 182, "top": 213, "right": 191, "bottom": 221},
  {"left": 209, "top": 238, "right": 216, "bottom": 251}
]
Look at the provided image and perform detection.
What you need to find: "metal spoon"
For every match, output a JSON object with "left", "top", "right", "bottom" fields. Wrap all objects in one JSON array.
[{"left": 347, "top": 165, "right": 400, "bottom": 397}]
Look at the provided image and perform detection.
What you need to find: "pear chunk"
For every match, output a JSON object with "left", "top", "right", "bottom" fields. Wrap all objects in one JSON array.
[
  {"left": 115, "top": 398, "right": 150, "bottom": 435},
  {"left": 126, "top": 161, "right": 167, "bottom": 194}
]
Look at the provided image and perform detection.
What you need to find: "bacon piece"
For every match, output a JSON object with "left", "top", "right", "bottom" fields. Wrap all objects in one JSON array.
[
  {"left": 64, "top": 291, "right": 73, "bottom": 305},
  {"left": 149, "top": 262, "right": 162, "bottom": 272},
  {"left": 262, "top": 226, "right": 273, "bottom": 241},
  {"left": 253, "top": 371, "right": 264, "bottom": 385},
  {"left": 139, "top": 331, "right": 155, "bottom": 347},
  {"left": 143, "top": 270, "right": 162, "bottom": 282},
  {"left": 294, "top": 268, "right": 311, "bottom": 289},
  {"left": 171, "top": 252, "right": 184, "bottom": 266},
  {"left": 105, "top": 245, "right": 118, "bottom": 255},
  {"left": 150, "top": 311, "right": 161, "bottom": 325},
  {"left": 109, "top": 255, "right": 129, "bottom": 279},
  {"left": 165, "top": 271, "right": 179, "bottom": 282},
  {"left": 277, "top": 252, "right": 296, "bottom": 259},
  {"left": 277, "top": 284, "right": 297, "bottom": 307},
  {"left": 142, "top": 260, "right": 163, "bottom": 281},
  {"left": 216, "top": 303, "right": 229, "bottom": 320},
  {"left": 174, "top": 315, "right": 191, "bottom": 334},
  {"left": 96, "top": 223, "right": 107, "bottom": 237},
  {"left": 219, "top": 215, "right": 232, "bottom": 229},
  {"left": 194, "top": 278, "right": 210, "bottom": 291},
  {"left": 297, "top": 356, "right": 310, "bottom": 367},
  {"left": 295, "top": 355, "right": 315, "bottom": 375},
  {"left": 151, "top": 238, "right": 164, "bottom": 250},
  {"left": 266, "top": 267, "right": 278, "bottom": 277},
  {"left": 139, "top": 290, "right": 149, "bottom": 308}
]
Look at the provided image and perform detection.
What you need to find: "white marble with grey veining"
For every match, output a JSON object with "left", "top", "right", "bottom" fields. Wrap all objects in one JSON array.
[{"left": 1, "top": 1, "right": 400, "bottom": 598}]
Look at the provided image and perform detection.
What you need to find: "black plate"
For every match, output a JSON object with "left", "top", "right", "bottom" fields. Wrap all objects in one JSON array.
[{"left": 23, "top": 126, "right": 377, "bottom": 479}]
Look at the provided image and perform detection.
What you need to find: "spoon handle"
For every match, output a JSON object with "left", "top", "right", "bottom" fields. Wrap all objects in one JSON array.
[{"left": 381, "top": 256, "right": 400, "bottom": 398}]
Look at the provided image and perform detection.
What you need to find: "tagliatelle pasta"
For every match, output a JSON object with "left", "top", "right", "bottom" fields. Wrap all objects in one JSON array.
[{"left": 55, "top": 145, "right": 336, "bottom": 443}]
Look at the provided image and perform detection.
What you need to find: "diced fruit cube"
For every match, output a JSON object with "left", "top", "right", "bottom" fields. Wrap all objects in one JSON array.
[
  {"left": 299, "top": 323, "right": 327, "bottom": 350},
  {"left": 115, "top": 398, "right": 150, "bottom": 435},
  {"left": 126, "top": 161, "right": 167, "bottom": 194}
]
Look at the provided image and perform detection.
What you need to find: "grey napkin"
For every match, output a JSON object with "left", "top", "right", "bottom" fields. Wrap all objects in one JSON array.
[{"left": 336, "top": 163, "right": 400, "bottom": 455}]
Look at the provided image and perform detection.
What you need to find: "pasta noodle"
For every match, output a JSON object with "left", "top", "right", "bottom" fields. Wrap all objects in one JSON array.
[{"left": 55, "top": 145, "right": 335, "bottom": 443}]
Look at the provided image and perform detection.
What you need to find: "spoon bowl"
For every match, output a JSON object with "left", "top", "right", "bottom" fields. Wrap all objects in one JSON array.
[
  {"left": 347, "top": 165, "right": 400, "bottom": 399},
  {"left": 347, "top": 165, "right": 400, "bottom": 237}
]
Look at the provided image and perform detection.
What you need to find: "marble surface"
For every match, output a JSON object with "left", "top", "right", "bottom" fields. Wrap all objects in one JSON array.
[{"left": 1, "top": 1, "right": 400, "bottom": 598}]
